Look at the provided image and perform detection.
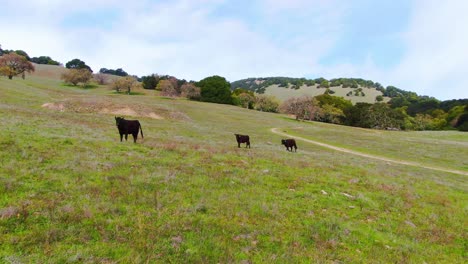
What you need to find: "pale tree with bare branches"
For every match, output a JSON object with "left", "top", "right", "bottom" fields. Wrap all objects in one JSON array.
[{"left": 180, "top": 83, "right": 201, "bottom": 100}]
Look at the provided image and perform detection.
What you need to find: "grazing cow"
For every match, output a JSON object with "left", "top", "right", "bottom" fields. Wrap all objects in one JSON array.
[
  {"left": 235, "top": 134, "right": 250, "bottom": 148},
  {"left": 281, "top": 139, "right": 297, "bottom": 152},
  {"left": 115, "top": 116, "right": 144, "bottom": 143}
]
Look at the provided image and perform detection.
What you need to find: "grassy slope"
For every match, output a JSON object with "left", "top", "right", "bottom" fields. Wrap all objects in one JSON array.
[
  {"left": 262, "top": 84, "right": 390, "bottom": 104},
  {"left": 0, "top": 73, "right": 467, "bottom": 263}
]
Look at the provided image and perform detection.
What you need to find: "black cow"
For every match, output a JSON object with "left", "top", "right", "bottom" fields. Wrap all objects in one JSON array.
[
  {"left": 115, "top": 116, "right": 144, "bottom": 143},
  {"left": 281, "top": 139, "right": 297, "bottom": 152},
  {"left": 235, "top": 134, "right": 250, "bottom": 148}
]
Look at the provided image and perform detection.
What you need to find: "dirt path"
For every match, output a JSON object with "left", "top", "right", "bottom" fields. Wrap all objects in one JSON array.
[{"left": 271, "top": 128, "right": 468, "bottom": 176}]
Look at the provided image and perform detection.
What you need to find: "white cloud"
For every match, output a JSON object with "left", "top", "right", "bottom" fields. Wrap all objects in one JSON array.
[
  {"left": 2, "top": 0, "right": 465, "bottom": 100},
  {"left": 388, "top": 0, "right": 468, "bottom": 100}
]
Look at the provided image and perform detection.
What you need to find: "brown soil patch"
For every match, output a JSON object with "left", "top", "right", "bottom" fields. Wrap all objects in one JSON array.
[{"left": 42, "top": 102, "right": 65, "bottom": 111}]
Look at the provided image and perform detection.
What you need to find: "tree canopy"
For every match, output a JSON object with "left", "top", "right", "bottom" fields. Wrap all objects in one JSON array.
[
  {"left": 30, "top": 56, "right": 60, "bottom": 65},
  {"left": 65, "top": 58, "right": 92, "bottom": 72},
  {"left": 61, "top": 68, "right": 92, "bottom": 86},
  {"left": 0, "top": 53, "right": 35, "bottom": 79},
  {"left": 99, "top": 68, "right": 128, "bottom": 77},
  {"left": 197, "top": 75, "right": 233, "bottom": 104}
]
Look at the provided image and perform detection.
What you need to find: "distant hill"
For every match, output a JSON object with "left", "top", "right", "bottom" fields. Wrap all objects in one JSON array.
[
  {"left": 231, "top": 77, "right": 391, "bottom": 104},
  {"left": 27, "top": 63, "right": 121, "bottom": 83}
]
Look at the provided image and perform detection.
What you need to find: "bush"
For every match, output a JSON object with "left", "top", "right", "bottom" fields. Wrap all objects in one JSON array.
[
  {"left": 111, "top": 76, "right": 137, "bottom": 94},
  {"left": 61, "top": 69, "right": 93, "bottom": 86},
  {"left": 180, "top": 83, "right": 201, "bottom": 100},
  {"left": 254, "top": 95, "right": 279, "bottom": 113}
]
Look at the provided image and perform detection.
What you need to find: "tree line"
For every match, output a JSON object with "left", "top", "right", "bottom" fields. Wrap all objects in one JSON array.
[{"left": 230, "top": 77, "right": 384, "bottom": 93}]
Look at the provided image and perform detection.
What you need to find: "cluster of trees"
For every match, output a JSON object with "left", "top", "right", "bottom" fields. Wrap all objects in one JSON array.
[
  {"left": 140, "top": 74, "right": 199, "bottom": 99},
  {"left": 99, "top": 68, "right": 128, "bottom": 76},
  {"left": 1, "top": 45, "right": 60, "bottom": 65},
  {"left": 278, "top": 94, "right": 467, "bottom": 131},
  {"left": 231, "top": 77, "right": 384, "bottom": 93},
  {"left": 30, "top": 56, "right": 60, "bottom": 65},
  {"left": 65, "top": 58, "right": 92, "bottom": 72},
  {"left": 141, "top": 74, "right": 186, "bottom": 90}
]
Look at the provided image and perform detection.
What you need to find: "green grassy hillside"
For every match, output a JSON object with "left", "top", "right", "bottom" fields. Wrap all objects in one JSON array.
[{"left": 0, "top": 72, "right": 467, "bottom": 263}]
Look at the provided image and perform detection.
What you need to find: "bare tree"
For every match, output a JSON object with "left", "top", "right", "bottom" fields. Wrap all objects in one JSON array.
[
  {"left": 280, "top": 96, "right": 322, "bottom": 120},
  {"left": 180, "top": 83, "right": 201, "bottom": 100},
  {"left": 94, "top": 73, "right": 109, "bottom": 85},
  {"left": 158, "top": 79, "right": 178, "bottom": 97}
]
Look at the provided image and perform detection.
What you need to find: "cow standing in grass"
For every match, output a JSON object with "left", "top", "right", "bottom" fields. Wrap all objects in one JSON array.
[
  {"left": 115, "top": 116, "right": 144, "bottom": 143},
  {"left": 235, "top": 134, "right": 250, "bottom": 148},
  {"left": 281, "top": 139, "right": 297, "bottom": 152}
]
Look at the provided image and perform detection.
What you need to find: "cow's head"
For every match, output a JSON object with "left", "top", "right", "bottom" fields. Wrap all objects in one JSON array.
[{"left": 115, "top": 116, "right": 125, "bottom": 126}]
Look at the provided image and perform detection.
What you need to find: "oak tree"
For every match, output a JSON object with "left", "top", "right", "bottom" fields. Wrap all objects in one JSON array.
[{"left": 0, "top": 53, "right": 35, "bottom": 79}]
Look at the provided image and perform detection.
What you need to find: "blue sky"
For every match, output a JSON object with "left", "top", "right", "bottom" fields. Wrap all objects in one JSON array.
[{"left": 1, "top": 0, "right": 467, "bottom": 100}]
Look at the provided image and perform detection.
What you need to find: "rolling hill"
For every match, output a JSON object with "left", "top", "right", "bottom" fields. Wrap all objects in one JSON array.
[
  {"left": 231, "top": 77, "right": 391, "bottom": 104},
  {"left": 1, "top": 66, "right": 467, "bottom": 262}
]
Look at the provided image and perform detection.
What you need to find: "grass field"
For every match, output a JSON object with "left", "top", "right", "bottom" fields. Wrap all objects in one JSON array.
[
  {"left": 0, "top": 72, "right": 467, "bottom": 263},
  {"left": 262, "top": 84, "right": 390, "bottom": 104}
]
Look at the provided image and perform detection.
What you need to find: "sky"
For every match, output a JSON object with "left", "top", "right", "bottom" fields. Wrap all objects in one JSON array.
[{"left": 1, "top": 0, "right": 467, "bottom": 100}]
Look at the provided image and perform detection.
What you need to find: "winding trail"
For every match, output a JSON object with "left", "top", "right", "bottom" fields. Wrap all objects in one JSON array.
[{"left": 271, "top": 128, "right": 468, "bottom": 176}]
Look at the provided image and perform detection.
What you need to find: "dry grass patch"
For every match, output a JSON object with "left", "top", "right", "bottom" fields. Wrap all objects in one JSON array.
[{"left": 40, "top": 98, "right": 193, "bottom": 121}]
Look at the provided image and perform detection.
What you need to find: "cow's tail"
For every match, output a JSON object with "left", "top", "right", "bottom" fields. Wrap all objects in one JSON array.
[{"left": 140, "top": 124, "right": 144, "bottom": 138}]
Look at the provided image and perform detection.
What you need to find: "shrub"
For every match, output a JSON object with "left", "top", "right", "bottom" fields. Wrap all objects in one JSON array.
[{"left": 61, "top": 69, "right": 92, "bottom": 86}]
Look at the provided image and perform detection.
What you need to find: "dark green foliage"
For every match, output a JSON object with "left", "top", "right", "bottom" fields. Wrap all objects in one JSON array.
[
  {"left": 141, "top": 74, "right": 159, "bottom": 90},
  {"left": 440, "top": 99, "right": 468, "bottom": 112},
  {"left": 325, "top": 88, "right": 335, "bottom": 94},
  {"left": 231, "top": 77, "right": 384, "bottom": 95},
  {"left": 315, "top": 94, "right": 352, "bottom": 111},
  {"left": 99, "top": 68, "right": 128, "bottom": 76},
  {"left": 344, "top": 103, "right": 373, "bottom": 127},
  {"left": 375, "top": 95, "right": 384, "bottom": 102},
  {"left": 232, "top": 88, "right": 254, "bottom": 96},
  {"left": 384, "top": 86, "right": 418, "bottom": 98},
  {"left": 30, "top": 56, "right": 60, "bottom": 65},
  {"left": 344, "top": 102, "right": 405, "bottom": 129},
  {"left": 319, "top": 79, "right": 330, "bottom": 88},
  {"left": 197, "top": 75, "right": 233, "bottom": 104},
  {"left": 65, "top": 59, "right": 92, "bottom": 72},
  {"left": 454, "top": 106, "right": 468, "bottom": 131},
  {"left": 456, "top": 114, "right": 468, "bottom": 131},
  {"left": 14, "top": 50, "right": 30, "bottom": 60},
  {"left": 406, "top": 97, "right": 440, "bottom": 116}
]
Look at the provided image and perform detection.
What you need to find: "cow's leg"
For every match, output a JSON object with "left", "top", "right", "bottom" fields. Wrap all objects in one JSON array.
[
  {"left": 133, "top": 133, "right": 138, "bottom": 143},
  {"left": 120, "top": 133, "right": 123, "bottom": 142},
  {"left": 247, "top": 142, "right": 250, "bottom": 148},
  {"left": 125, "top": 134, "right": 128, "bottom": 141},
  {"left": 238, "top": 142, "right": 241, "bottom": 148}
]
